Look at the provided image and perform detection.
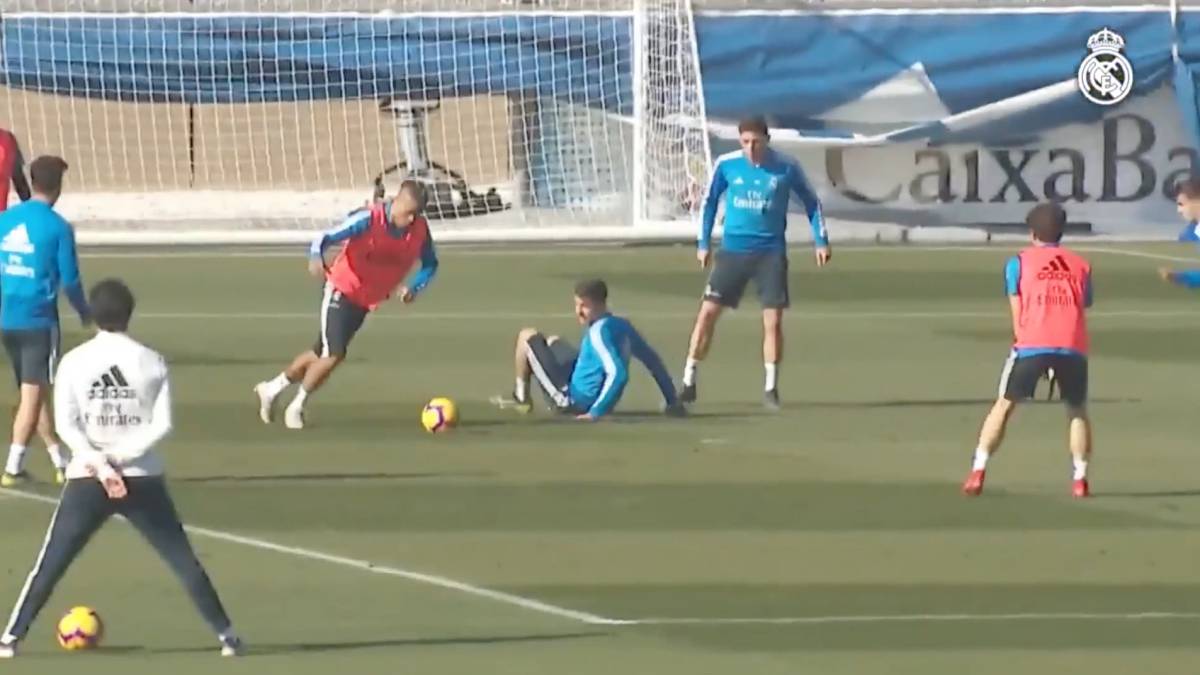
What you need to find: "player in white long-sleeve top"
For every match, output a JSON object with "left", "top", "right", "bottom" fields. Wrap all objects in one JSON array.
[{"left": 0, "top": 279, "right": 242, "bottom": 658}]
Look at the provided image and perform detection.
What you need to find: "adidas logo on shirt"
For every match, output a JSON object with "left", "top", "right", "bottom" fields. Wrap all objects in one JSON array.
[
  {"left": 0, "top": 224, "right": 34, "bottom": 255},
  {"left": 86, "top": 365, "right": 142, "bottom": 427},
  {"left": 88, "top": 365, "right": 137, "bottom": 400},
  {"left": 1036, "top": 255, "right": 1075, "bottom": 281}
]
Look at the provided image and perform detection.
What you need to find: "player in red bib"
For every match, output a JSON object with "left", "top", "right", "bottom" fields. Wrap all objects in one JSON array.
[
  {"left": 253, "top": 181, "right": 438, "bottom": 429},
  {"left": 0, "top": 128, "right": 31, "bottom": 211},
  {"left": 962, "top": 203, "right": 1094, "bottom": 498}
]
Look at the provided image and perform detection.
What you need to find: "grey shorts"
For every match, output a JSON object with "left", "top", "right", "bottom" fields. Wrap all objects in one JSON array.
[
  {"left": 312, "top": 283, "right": 368, "bottom": 358},
  {"left": 998, "top": 352, "right": 1088, "bottom": 408},
  {"left": 525, "top": 333, "right": 583, "bottom": 413},
  {"left": 2, "top": 326, "right": 59, "bottom": 386},
  {"left": 703, "top": 250, "right": 789, "bottom": 309}
]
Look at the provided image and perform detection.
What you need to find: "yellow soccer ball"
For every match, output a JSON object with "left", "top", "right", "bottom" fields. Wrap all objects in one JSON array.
[
  {"left": 421, "top": 397, "right": 458, "bottom": 433},
  {"left": 57, "top": 606, "right": 103, "bottom": 651}
]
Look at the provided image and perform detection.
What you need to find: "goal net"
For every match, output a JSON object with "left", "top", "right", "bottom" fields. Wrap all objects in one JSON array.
[{"left": 0, "top": 0, "right": 711, "bottom": 244}]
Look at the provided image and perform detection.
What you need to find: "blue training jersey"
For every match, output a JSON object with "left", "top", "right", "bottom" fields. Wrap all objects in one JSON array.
[
  {"left": 700, "top": 148, "right": 828, "bottom": 253},
  {"left": 569, "top": 314, "right": 677, "bottom": 418},
  {"left": 0, "top": 200, "right": 88, "bottom": 330},
  {"left": 1004, "top": 247, "right": 1092, "bottom": 358},
  {"left": 1169, "top": 221, "right": 1200, "bottom": 288}
]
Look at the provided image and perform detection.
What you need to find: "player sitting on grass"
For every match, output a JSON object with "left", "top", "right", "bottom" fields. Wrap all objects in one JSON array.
[
  {"left": 962, "top": 203, "right": 1094, "bottom": 498},
  {"left": 491, "top": 279, "right": 685, "bottom": 421},
  {"left": 254, "top": 180, "right": 438, "bottom": 429},
  {"left": 680, "top": 117, "right": 830, "bottom": 411},
  {"left": 1158, "top": 177, "right": 1200, "bottom": 287}
]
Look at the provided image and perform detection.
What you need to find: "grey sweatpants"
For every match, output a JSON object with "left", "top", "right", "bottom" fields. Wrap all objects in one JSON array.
[{"left": 2, "top": 477, "right": 232, "bottom": 641}]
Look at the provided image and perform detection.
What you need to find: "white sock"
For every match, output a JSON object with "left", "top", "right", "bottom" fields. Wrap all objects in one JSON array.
[
  {"left": 972, "top": 447, "right": 990, "bottom": 471},
  {"left": 288, "top": 388, "right": 309, "bottom": 411},
  {"left": 764, "top": 363, "right": 778, "bottom": 392},
  {"left": 515, "top": 378, "right": 528, "bottom": 403},
  {"left": 682, "top": 358, "right": 698, "bottom": 386},
  {"left": 1072, "top": 458, "right": 1088, "bottom": 481},
  {"left": 264, "top": 372, "right": 292, "bottom": 398},
  {"left": 46, "top": 444, "right": 67, "bottom": 471},
  {"left": 4, "top": 445, "right": 26, "bottom": 475}
]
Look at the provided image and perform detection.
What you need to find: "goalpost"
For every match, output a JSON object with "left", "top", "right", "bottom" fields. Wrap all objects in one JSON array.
[{"left": 0, "top": 0, "right": 711, "bottom": 245}]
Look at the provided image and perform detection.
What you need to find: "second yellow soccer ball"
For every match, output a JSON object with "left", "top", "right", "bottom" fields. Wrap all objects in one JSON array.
[
  {"left": 56, "top": 606, "right": 103, "bottom": 651},
  {"left": 421, "top": 397, "right": 458, "bottom": 433}
]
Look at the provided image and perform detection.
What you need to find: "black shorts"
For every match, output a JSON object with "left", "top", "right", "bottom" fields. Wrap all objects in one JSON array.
[
  {"left": 312, "top": 284, "right": 368, "bottom": 358},
  {"left": 703, "top": 250, "right": 789, "bottom": 309},
  {"left": 998, "top": 351, "right": 1088, "bottom": 407},
  {"left": 2, "top": 326, "right": 59, "bottom": 386},
  {"left": 525, "top": 333, "right": 581, "bottom": 413}
]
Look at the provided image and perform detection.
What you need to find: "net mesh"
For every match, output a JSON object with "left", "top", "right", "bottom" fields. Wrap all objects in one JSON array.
[{"left": 0, "top": 0, "right": 710, "bottom": 242}]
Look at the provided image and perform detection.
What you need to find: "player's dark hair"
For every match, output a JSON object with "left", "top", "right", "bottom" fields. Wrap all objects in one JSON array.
[
  {"left": 28, "top": 155, "right": 68, "bottom": 195},
  {"left": 90, "top": 278, "right": 136, "bottom": 332},
  {"left": 1176, "top": 177, "right": 1200, "bottom": 199},
  {"left": 1026, "top": 202, "right": 1067, "bottom": 244},
  {"left": 737, "top": 117, "right": 769, "bottom": 136},
  {"left": 398, "top": 179, "right": 428, "bottom": 209},
  {"left": 574, "top": 278, "right": 608, "bottom": 304}
]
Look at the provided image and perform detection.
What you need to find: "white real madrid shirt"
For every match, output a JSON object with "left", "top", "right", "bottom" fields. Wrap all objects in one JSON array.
[{"left": 55, "top": 331, "right": 172, "bottom": 480}]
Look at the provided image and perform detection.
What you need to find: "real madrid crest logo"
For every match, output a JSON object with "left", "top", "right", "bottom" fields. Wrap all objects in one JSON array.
[{"left": 1077, "top": 28, "right": 1134, "bottom": 106}]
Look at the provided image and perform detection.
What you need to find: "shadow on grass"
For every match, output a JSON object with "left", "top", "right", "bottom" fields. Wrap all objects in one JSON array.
[
  {"left": 1097, "top": 489, "right": 1200, "bottom": 499},
  {"left": 100, "top": 631, "right": 609, "bottom": 656},
  {"left": 794, "top": 397, "right": 1140, "bottom": 409}
]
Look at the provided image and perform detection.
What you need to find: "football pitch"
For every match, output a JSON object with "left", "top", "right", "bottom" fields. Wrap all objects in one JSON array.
[{"left": 2, "top": 242, "right": 1200, "bottom": 673}]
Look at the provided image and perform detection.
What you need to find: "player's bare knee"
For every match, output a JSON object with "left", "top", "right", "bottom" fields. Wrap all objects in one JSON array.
[
  {"left": 516, "top": 327, "right": 539, "bottom": 344},
  {"left": 697, "top": 301, "right": 722, "bottom": 325},
  {"left": 761, "top": 309, "right": 783, "bottom": 330},
  {"left": 19, "top": 383, "right": 45, "bottom": 403}
]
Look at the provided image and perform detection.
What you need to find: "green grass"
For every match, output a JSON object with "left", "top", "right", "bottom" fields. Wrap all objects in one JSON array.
[{"left": 1, "top": 242, "right": 1200, "bottom": 674}]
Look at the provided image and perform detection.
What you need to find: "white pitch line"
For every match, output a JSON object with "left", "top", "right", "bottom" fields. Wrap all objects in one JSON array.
[
  {"left": 619, "top": 611, "right": 1200, "bottom": 626},
  {"left": 4, "top": 489, "right": 1196, "bottom": 629},
  {"left": 0, "top": 488, "right": 620, "bottom": 626},
  {"left": 1076, "top": 247, "right": 1200, "bottom": 264}
]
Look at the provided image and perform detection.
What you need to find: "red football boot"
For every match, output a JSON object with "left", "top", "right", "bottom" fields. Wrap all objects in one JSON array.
[
  {"left": 1072, "top": 478, "right": 1090, "bottom": 498},
  {"left": 962, "top": 469, "right": 986, "bottom": 496}
]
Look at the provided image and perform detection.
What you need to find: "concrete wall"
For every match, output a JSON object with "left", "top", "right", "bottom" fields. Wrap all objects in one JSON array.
[{"left": 0, "top": 86, "right": 513, "bottom": 192}]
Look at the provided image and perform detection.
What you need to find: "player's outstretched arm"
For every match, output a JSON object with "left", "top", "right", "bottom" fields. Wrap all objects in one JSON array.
[
  {"left": 628, "top": 326, "right": 681, "bottom": 412},
  {"left": 105, "top": 358, "right": 172, "bottom": 464},
  {"left": 56, "top": 223, "right": 90, "bottom": 323},
  {"left": 1160, "top": 267, "right": 1200, "bottom": 288}
]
